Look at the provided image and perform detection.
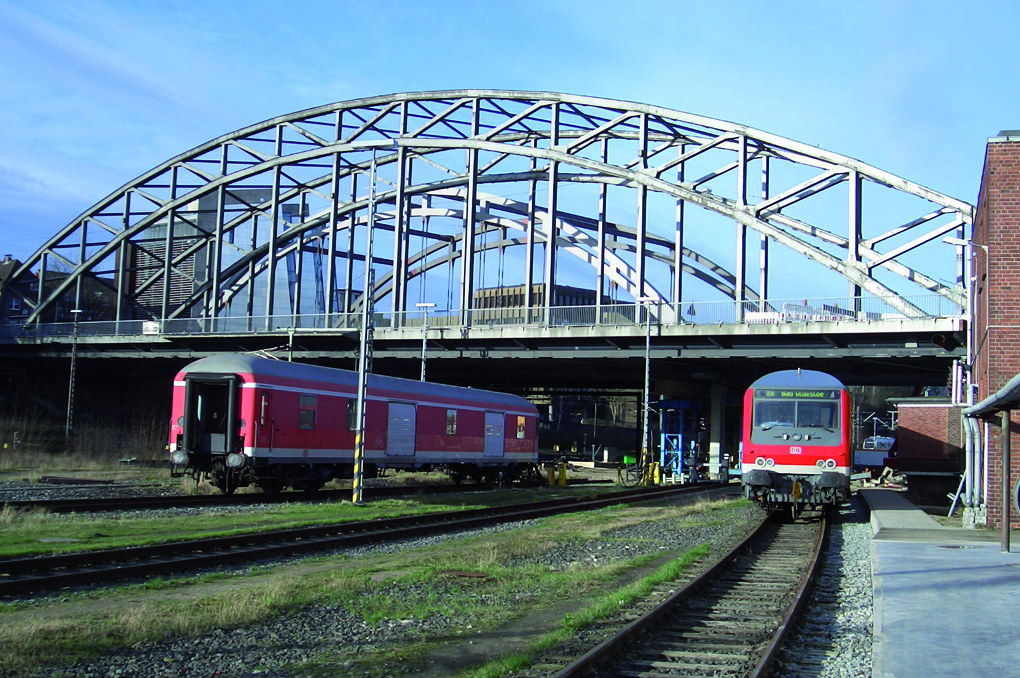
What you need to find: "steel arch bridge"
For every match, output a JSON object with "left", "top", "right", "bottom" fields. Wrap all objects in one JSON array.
[{"left": 7, "top": 90, "right": 973, "bottom": 332}]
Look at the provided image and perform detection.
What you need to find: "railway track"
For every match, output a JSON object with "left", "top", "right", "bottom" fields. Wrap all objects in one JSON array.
[
  {"left": 0, "top": 484, "right": 714, "bottom": 597},
  {"left": 547, "top": 512, "right": 826, "bottom": 678},
  {"left": 1, "top": 478, "right": 613, "bottom": 514}
]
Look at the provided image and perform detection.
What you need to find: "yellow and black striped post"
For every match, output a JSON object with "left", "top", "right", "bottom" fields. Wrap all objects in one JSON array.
[{"left": 352, "top": 430, "right": 364, "bottom": 505}]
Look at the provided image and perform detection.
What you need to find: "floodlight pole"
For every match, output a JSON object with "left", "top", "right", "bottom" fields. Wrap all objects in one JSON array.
[
  {"left": 64, "top": 309, "right": 83, "bottom": 450},
  {"left": 416, "top": 302, "right": 435, "bottom": 381}
]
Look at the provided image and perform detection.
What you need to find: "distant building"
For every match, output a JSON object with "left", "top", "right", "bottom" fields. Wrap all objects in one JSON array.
[
  {"left": 0, "top": 255, "right": 38, "bottom": 325},
  {"left": 470, "top": 283, "right": 612, "bottom": 324}
]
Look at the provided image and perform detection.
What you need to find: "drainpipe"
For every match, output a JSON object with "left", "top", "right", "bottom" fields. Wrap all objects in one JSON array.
[{"left": 963, "top": 416, "right": 978, "bottom": 509}]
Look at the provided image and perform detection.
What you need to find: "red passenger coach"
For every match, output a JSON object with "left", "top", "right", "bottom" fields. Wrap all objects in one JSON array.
[
  {"left": 741, "top": 369, "right": 852, "bottom": 513},
  {"left": 169, "top": 355, "right": 539, "bottom": 493}
]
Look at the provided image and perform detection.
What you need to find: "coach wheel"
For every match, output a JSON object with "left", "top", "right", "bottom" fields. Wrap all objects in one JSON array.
[
  {"left": 213, "top": 472, "right": 235, "bottom": 495},
  {"left": 449, "top": 470, "right": 466, "bottom": 485},
  {"left": 258, "top": 478, "right": 285, "bottom": 495}
]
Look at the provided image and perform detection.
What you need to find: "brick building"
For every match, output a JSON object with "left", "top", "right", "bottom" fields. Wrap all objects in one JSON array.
[
  {"left": 889, "top": 397, "right": 965, "bottom": 472},
  {"left": 972, "top": 131, "right": 1020, "bottom": 529}
]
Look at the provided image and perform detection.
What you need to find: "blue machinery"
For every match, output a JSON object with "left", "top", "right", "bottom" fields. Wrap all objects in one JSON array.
[{"left": 658, "top": 399, "right": 702, "bottom": 482}]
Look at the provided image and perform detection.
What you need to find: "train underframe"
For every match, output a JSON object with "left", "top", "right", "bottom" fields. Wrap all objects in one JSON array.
[
  {"left": 742, "top": 469, "right": 850, "bottom": 516},
  {"left": 173, "top": 451, "right": 539, "bottom": 494}
]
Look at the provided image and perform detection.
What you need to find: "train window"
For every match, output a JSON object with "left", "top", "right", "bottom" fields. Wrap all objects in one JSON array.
[
  {"left": 446, "top": 409, "right": 457, "bottom": 435},
  {"left": 517, "top": 415, "right": 526, "bottom": 439},
  {"left": 299, "top": 394, "right": 316, "bottom": 430},
  {"left": 346, "top": 400, "right": 356, "bottom": 430},
  {"left": 799, "top": 401, "right": 838, "bottom": 429},
  {"left": 754, "top": 401, "right": 795, "bottom": 429},
  {"left": 260, "top": 391, "right": 270, "bottom": 426}
]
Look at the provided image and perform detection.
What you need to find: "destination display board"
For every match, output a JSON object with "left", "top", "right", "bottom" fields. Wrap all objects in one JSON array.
[{"left": 754, "top": 389, "right": 840, "bottom": 400}]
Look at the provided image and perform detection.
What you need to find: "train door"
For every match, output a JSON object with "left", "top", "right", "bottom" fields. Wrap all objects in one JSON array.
[
  {"left": 484, "top": 412, "right": 505, "bottom": 457},
  {"left": 183, "top": 374, "right": 239, "bottom": 454},
  {"left": 387, "top": 402, "right": 416, "bottom": 456},
  {"left": 257, "top": 389, "right": 273, "bottom": 454}
]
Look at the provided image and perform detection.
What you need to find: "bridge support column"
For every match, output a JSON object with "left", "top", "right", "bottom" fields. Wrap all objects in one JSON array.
[{"left": 708, "top": 382, "right": 727, "bottom": 480}]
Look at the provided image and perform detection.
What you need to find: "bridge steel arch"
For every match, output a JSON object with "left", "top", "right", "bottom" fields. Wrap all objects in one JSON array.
[{"left": 7, "top": 90, "right": 974, "bottom": 329}]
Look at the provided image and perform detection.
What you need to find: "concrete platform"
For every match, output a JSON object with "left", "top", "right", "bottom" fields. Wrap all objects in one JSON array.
[{"left": 861, "top": 489, "right": 1020, "bottom": 677}]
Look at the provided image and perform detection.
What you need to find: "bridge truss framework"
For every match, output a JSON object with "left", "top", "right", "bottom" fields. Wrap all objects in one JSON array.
[{"left": 6, "top": 90, "right": 974, "bottom": 333}]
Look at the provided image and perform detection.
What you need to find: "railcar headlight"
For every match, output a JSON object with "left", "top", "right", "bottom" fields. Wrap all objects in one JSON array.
[
  {"left": 825, "top": 459, "right": 837, "bottom": 470},
  {"left": 226, "top": 453, "right": 245, "bottom": 468},
  {"left": 755, "top": 457, "right": 766, "bottom": 467},
  {"left": 171, "top": 450, "right": 189, "bottom": 465},
  {"left": 765, "top": 458, "right": 775, "bottom": 468},
  {"left": 804, "top": 434, "right": 812, "bottom": 441},
  {"left": 816, "top": 460, "right": 825, "bottom": 468}
]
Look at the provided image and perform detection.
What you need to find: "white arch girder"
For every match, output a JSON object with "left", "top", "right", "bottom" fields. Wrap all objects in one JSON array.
[{"left": 9, "top": 90, "right": 972, "bottom": 326}]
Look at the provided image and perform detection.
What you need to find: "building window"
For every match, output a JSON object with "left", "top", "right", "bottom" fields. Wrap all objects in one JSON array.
[
  {"left": 8, "top": 298, "right": 20, "bottom": 312},
  {"left": 299, "top": 394, "right": 316, "bottom": 429},
  {"left": 446, "top": 409, "right": 457, "bottom": 435}
]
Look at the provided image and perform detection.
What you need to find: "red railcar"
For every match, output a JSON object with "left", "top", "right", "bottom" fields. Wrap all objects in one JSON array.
[
  {"left": 169, "top": 355, "right": 539, "bottom": 493},
  {"left": 740, "top": 369, "right": 852, "bottom": 513}
]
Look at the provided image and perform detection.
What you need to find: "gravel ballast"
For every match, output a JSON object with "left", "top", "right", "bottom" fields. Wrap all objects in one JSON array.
[
  {"left": 3, "top": 488, "right": 762, "bottom": 677},
  {"left": 1, "top": 482, "right": 877, "bottom": 678},
  {"left": 771, "top": 496, "right": 874, "bottom": 678}
]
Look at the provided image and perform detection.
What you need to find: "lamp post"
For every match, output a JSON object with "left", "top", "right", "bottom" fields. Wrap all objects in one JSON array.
[
  {"left": 64, "top": 309, "right": 83, "bottom": 449},
  {"left": 416, "top": 302, "right": 435, "bottom": 381},
  {"left": 637, "top": 296, "right": 657, "bottom": 477}
]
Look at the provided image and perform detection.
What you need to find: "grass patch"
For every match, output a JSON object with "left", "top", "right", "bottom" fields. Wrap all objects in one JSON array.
[
  {"left": 0, "top": 498, "right": 475, "bottom": 558},
  {"left": 0, "top": 484, "right": 623, "bottom": 559},
  {"left": 0, "top": 496, "right": 752, "bottom": 676}
]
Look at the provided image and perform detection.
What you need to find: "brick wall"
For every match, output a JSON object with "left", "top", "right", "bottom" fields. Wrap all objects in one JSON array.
[
  {"left": 893, "top": 400, "right": 964, "bottom": 472},
  {"left": 974, "top": 134, "right": 1020, "bottom": 528}
]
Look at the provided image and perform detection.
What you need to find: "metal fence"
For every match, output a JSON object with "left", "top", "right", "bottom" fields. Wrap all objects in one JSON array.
[{"left": 0, "top": 294, "right": 964, "bottom": 340}]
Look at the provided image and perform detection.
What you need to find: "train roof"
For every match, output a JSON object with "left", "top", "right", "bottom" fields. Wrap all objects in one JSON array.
[
  {"left": 749, "top": 369, "right": 846, "bottom": 390},
  {"left": 176, "top": 354, "right": 536, "bottom": 411}
]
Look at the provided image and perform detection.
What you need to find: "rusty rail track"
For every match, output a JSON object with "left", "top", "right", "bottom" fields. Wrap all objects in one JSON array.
[
  {"left": 1, "top": 478, "right": 614, "bottom": 514},
  {"left": 550, "top": 512, "right": 827, "bottom": 678},
  {"left": 0, "top": 484, "right": 714, "bottom": 597}
]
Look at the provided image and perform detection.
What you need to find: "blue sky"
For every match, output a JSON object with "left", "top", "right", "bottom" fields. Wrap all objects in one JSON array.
[{"left": 0, "top": 0, "right": 1014, "bottom": 268}]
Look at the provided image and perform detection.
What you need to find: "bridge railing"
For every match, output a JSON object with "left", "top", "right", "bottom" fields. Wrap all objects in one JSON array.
[{"left": 0, "top": 294, "right": 964, "bottom": 340}]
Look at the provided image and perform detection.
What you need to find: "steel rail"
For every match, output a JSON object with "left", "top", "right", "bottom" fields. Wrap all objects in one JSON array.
[
  {"left": 1, "top": 479, "right": 612, "bottom": 514},
  {"left": 2, "top": 478, "right": 615, "bottom": 514},
  {"left": 551, "top": 511, "right": 827, "bottom": 678},
  {"left": 0, "top": 483, "right": 713, "bottom": 597}
]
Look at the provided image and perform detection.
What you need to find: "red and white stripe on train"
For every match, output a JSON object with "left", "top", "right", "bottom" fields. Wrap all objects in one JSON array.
[
  {"left": 741, "top": 369, "right": 852, "bottom": 510},
  {"left": 169, "top": 354, "right": 540, "bottom": 493}
]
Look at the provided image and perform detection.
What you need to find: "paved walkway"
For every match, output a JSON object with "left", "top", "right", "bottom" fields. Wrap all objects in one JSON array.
[{"left": 861, "top": 489, "right": 1020, "bottom": 678}]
